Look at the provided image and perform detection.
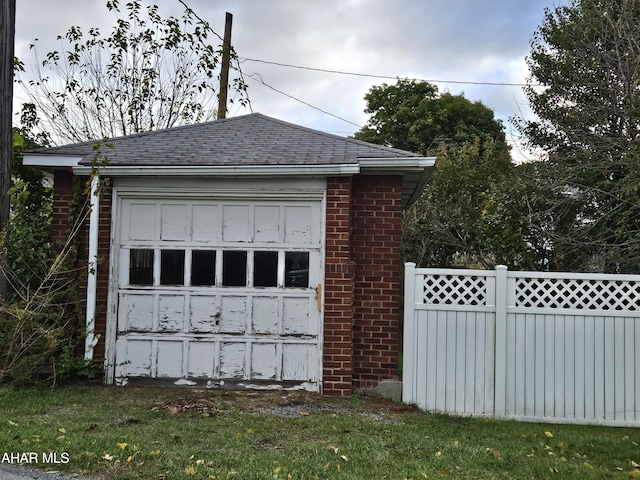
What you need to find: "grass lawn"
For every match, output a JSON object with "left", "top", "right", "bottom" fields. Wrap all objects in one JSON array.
[{"left": 1, "top": 384, "right": 639, "bottom": 479}]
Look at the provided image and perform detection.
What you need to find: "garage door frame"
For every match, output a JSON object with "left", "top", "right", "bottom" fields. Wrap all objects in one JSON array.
[{"left": 103, "top": 177, "right": 327, "bottom": 389}]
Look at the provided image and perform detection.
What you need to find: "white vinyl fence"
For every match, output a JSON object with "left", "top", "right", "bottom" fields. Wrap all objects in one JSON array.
[{"left": 402, "top": 263, "right": 640, "bottom": 426}]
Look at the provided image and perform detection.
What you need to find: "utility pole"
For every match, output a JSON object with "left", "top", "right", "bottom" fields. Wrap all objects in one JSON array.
[
  {"left": 217, "top": 12, "right": 233, "bottom": 120},
  {"left": 0, "top": 0, "right": 16, "bottom": 299}
]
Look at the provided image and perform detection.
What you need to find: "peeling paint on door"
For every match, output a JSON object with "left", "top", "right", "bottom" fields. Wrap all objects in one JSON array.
[
  {"left": 219, "top": 296, "right": 247, "bottom": 333},
  {"left": 114, "top": 195, "right": 323, "bottom": 391},
  {"left": 251, "top": 343, "right": 278, "bottom": 379},
  {"left": 158, "top": 295, "right": 185, "bottom": 332},
  {"left": 220, "top": 342, "right": 245, "bottom": 378},
  {"left": 189, "top": 296, "right": 220, "bottom": 333}
]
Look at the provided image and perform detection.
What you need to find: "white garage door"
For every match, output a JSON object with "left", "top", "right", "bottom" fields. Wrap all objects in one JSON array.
[{"left": 112, "top": 194, "right": 323, "bottom": 391}]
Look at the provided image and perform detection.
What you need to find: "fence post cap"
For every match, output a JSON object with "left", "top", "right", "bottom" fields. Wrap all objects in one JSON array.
[
  {"left": 495, "top": 265, "right": 508, "bottom": 271},
  {"left": 405, "top": 262, "right": 416, "bottom": 268}
]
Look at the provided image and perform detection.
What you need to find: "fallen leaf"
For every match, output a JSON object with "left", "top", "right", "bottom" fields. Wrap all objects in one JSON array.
[
  {"left": 117, "top": 442, "right": 128, "bottom": 450},
  {"left": 328, "top": 446, "right": 339, "bottom": 454},
  {"left": 435, "top": 451, "right": 442, "bottom": 457},
  {"left": 438, "top": 471, "right": 449, "bottom": 476},
  {"left": 234, "top": 433, "right": 243, "bottom": 439},
  {"left": 8, "top": 420, "right": 18, "bottom": 426},
  {"left": 340, "top": 455, "right": 348, "bottom": 461},
  {"left": 583, "top": 462, "right": 594, "bottom": 470},
  {"left": 298, "top": 411, "right": 310, "bottom": 416},
  {"left": 150, "top": 449, "right": 161, "bottom": 455},
  {"left": 127, "top": 456, "right": 134, "bottom": 462},
  {"left": 491, "top": 450, "right": 502, "bottom": 459},
  {"left": 103, "top": 453, "right": 113, "bottom": 461},
  {"left": 273, "top": 466, "right": 282, "bottom": 474},
  {"left": 545, "top": 431, "right": 554, "bottom": 438},
  {"left": 184, "top": 465, "right": 196, "bottom": 475},
  {"left": 245, "top": 428, "right": 254, "bottom": 434},
  {"left": 58, "top": 428, "right": 67, "bottom": 434}
]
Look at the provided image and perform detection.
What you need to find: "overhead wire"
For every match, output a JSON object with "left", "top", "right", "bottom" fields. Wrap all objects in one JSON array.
[
  {"left": 240, "top": 57, "right": 537, "bottom": 87},
  {"left": 176, "top": 1, "right": 534, "bottom": 131},
  {"left": 177, "top": 0, "right": 253, "bottom": 113},
  {"left": 245, "top": 73, "right": 363, "bottom": 128}
]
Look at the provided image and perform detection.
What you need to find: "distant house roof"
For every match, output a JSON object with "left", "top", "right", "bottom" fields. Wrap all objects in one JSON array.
[{"left": 23, "top": 113, "right": 434, "bottom": 207}]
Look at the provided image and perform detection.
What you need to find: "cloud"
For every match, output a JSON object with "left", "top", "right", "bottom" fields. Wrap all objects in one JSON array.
[{"left": 15, "top": 0, "right": 557, "bottom": 159}]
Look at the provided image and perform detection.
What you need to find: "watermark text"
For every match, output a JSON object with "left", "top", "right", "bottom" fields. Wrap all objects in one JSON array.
[{"left": 1, "top": 452, "right": 70, "bottom": 464}]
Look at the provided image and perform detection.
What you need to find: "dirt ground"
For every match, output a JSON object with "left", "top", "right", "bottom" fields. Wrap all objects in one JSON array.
[{"left": 156, "top": 389, "right": 421, "bottom": 422}]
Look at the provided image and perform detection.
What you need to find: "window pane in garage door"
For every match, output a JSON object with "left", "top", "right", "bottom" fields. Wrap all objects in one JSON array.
[
  {"left": 254, "top": 251, "right": 278, "bottom": 287},
  {"left": 223, "top": 251, "right": 247, "bottom": 286},
  {"left": 191, "top": 250, "right": 216, "bottom": 286},
  {"left": 130, "top": 249, "right": 154, "bottom": 285},
  {"left": 160, "top": 250, "right": 185, "bottom": 285}
]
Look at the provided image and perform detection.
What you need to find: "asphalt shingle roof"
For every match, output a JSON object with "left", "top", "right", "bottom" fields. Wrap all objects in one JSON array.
[{"left": 30, "top": 113, "right": 420, "bottom": 166}]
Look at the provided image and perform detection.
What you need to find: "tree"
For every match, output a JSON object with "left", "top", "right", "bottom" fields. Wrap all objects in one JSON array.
[
  {"left": 8, "top": 129, "right": 53, "bottom": 296},
  {"left": 403, "top": 139, "right": 513, "bottom": 267},
  {"left": 478, "top": 161, "right": 582, "bottom": 271},
  {"left": 355, "top": 79, "right": 514, "bottom": 267},
  {"left": 0, "top": 0, "right": 16, "bottom": 298},
  {"left": 354, "top": 79, "right": 506, "bottom": 154},
  {"left": 17, "top": 0, "right": 248, "bottom": 144},
  {"left": 517, "top": 0, "right": 640, "bottom": 272}
]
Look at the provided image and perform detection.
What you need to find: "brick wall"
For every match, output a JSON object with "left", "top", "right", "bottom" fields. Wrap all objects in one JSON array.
[
  {"left": 323, "top": 175, "right": 403, "bottom": 396},
  {"left": 94, "top": 181, "right": 112, "bottom": 360},
  {"left": 322, "top": 177, "right": 355, "bottom": 397},
  {"left": 52, "top": 171, "right": 112, "bottom": 361},
  {"left": 351, "top": 175, "right": 403, "bottom": 389}
]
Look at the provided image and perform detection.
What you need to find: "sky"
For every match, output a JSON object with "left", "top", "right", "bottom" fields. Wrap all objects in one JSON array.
[{"left": 14, "top": 0, "right": 563, "bottom": 161}]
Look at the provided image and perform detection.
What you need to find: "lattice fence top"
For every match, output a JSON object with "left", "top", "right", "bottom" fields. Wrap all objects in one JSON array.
[
  {"left": 423, "top": 275, "right": 487, "bottom": 306},
  {"left": 516, "top": 277, "right": 640, "bottom": 311}
]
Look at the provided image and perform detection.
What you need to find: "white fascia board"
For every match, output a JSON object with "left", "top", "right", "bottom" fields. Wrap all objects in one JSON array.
[
  {"left": 22, "top": 154, "right": 82, "bottom": 168},
  {"left": 358, "top": 157, "right": 436, "bottom": 171},
  {"left": 73, "top": 163, "right": 360, "bottom": 177}
]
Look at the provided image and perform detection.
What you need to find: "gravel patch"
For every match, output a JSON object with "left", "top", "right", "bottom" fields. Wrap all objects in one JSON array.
[{"left": 0, "top": 465, "right": 97, "bottom": 480}]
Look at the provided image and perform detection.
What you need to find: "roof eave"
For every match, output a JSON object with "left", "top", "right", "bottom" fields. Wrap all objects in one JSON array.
[
  {"left": 22, "top": 154, "right": 82, "bottom": 169},
  {"left": 358, "top": 156, "right": 436, "bottom": 208},
  {"left": 24, "top": 153, "right": 435, "bottom": 208},
  {"left": 71, "top": 164, "right": 361, "bottom": 177}
]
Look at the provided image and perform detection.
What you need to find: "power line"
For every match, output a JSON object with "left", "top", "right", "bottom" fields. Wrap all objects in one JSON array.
[
  {"left": 245, "top": 72, "right": 363, "bottom": 129},
  {"left": 240, "top": 57, "right": 533, "bottom": 87},
  {"left": 177, "top": 0, "right": 224, "bottom": 42}
]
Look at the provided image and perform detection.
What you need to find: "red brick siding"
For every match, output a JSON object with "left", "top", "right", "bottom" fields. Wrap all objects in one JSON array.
[
  {"left": 93, "top": 182, "right": 112, "bottom": 360},
  {"left": 51, "top": 170, "right": 76, "bottom": 248},
  {"left": 51, "top": 171, "right": 112, "bottom": 362},
  {"left": 350, "top": 175, "right": 403, "bottom": 389},
  {"left": 322, "top": 177, "right": 355, "bottom": 397}
]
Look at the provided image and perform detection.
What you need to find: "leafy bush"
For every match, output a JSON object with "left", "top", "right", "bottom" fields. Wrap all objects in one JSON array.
[
  {"left": 0, "top": 131, "right": 102, "bottom": 384},
  {"left": 0, "top": 237, "right": 101, "bottom": 384}
]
